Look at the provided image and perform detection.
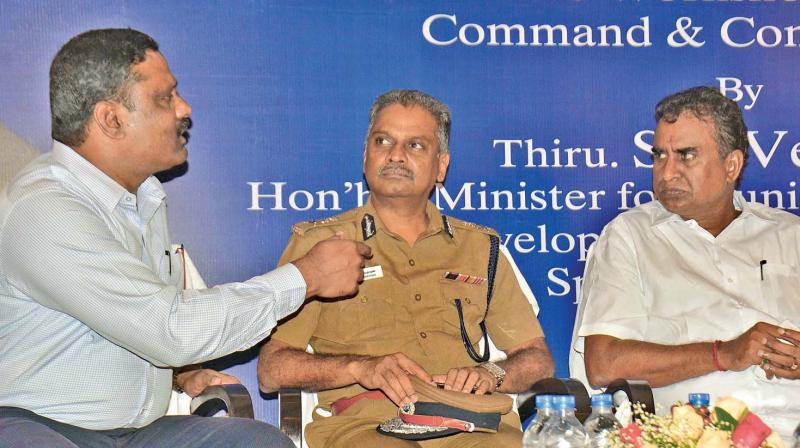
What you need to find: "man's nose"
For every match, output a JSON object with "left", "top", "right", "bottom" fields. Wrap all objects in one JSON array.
[
  {"left": 175, "top": 93, "right": 192, "bottom": 118},
  {"left": 387, "top": 142, "right": 407, "bottom": 162},
  {"left": 658, "top": 155, "right": 681, "bottom": 181}
]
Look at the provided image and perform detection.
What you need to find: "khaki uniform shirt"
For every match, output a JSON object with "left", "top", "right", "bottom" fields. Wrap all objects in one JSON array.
[{"left": 272, "top": 199, "right": 543, "bottom": 407}]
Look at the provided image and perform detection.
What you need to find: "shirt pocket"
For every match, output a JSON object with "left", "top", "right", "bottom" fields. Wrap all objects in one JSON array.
[
  {"left": 439, "top": 278, "right": 488, "bottom": 344},
  {"left": 314, "top": 282, "right": 397, "bottom": 347},
  {"left": 759, "top": 262, "right": 800, "bottom": 323}
]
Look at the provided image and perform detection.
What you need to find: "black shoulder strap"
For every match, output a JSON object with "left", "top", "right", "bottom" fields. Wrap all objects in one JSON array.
[
  {"left": 485, "top": 234, "right": 500, "bottom": 313},
  {"left": 458, "top": 234, "right": 500, "bottom": 363}
]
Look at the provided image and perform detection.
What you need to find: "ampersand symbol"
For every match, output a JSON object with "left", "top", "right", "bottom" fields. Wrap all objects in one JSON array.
[{"left": 667, "top": 17, "right": 705, "bottom": 48}]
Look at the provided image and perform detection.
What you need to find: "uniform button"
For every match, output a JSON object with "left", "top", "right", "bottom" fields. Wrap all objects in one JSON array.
[
  {"left": 414, "top": 294, "right": 422, "bottom": 301},
  {"left": 419, "top": 332, "right": 427, "bottom": 339},
  {"left": 361, "top": 296, "right": 368, "bottom": 303},
  {"left": 465, "top": 297, "right": 471, "bottom": 304},
  {"left": 408, "top": 259, "right": 415, "bottom": 266}
]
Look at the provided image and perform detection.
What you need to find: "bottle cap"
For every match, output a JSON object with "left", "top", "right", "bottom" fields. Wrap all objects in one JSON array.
[
  {"left": 551, "top": 395, "right": 576, "bottom": 410},
  {"left": 535, "top": 394, "right": 553, "bottom": 409},
  {"left": 591, "top": 393, "right": 613, "bottom": 408},
  {"left": 688, "top": 393, "right": 710, "bottom": 407}
]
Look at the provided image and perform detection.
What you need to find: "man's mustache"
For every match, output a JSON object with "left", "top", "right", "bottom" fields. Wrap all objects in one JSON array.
[
  {"left": 378, "top": 162, "right": 414, "bottom": 179},
  {"left": 177, "top": 117, "right": 192, "bottom": 136}
]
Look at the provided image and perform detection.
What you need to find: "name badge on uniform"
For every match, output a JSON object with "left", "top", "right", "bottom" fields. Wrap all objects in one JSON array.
[
  {"left": 443, "top": 271, "right": 486, "bottom": 285},
  {"left": 363, "top": 265, "right": 384, "bottom": 281}
]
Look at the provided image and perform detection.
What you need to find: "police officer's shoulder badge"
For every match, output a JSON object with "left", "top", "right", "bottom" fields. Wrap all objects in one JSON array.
[
  {"left": 446, "top": 216, "right": 499, "bottom": 238},
  {"left": 291, "top": 208, "right": 359, "bottom": 236}
]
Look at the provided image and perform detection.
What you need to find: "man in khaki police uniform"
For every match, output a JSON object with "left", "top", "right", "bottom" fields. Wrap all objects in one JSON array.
[{"left": 258, "top": 89, "right": 554, "bottom": 447}]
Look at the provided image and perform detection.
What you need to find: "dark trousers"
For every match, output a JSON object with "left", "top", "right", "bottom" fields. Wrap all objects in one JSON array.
[{"left": 0, "top": 407, "right": 295, "bottom": 448}]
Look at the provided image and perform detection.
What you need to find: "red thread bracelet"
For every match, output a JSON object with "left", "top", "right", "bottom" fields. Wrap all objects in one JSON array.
[{"left": 712, "top": 340, "right": 726, "bottom": 371}]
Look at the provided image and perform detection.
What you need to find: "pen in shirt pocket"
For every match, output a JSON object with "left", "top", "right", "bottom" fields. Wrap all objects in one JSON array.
[
  {"left": 165, "top": 250, "right": 172, "bottom": 275},
  {"left": 759, "top": 259, "right": 767, "bottom": 281}
]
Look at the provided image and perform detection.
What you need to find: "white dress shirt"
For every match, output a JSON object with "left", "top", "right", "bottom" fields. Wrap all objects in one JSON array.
[
  {"left": 570, "top": 193, "right": 800, "bottom": 440},
  {"left": 0, "top": 141, "right": 306, "bottom": 429}
]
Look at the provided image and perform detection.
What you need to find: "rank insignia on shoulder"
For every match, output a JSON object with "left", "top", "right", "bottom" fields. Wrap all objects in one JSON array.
[
  {"left": 361, "top": 214, "right": 376, "bottom": 241},
  {"left": 443, "top": 271, "right": 486, "bottom": 285},
  {"left": 292, "top": 216, "right": 340, "bottom": 235},
  {"left": 442, "top": 215, "right": 454, "bottom": 238}
]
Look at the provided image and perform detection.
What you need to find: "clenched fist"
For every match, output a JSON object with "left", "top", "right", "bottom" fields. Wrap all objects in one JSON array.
[{"left": 293, "top": 233, "right": 372, "bottom": 299}]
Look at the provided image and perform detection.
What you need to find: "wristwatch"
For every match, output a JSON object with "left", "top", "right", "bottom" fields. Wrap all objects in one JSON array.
[
  {"left": 479, "top": 361, "right": 506, "bottom": 389},
  {"left": 172, "top": 369, "right": 184, "bottom": 394}
]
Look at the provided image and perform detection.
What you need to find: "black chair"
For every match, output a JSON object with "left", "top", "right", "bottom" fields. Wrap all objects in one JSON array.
[
  {"left": 517, "top": 378, "right": 592, "bottom": 423},
  {"left": 190, "top": 384, "right": 255, "bottom": 419},
  {"left": 278, "top": 388, "right": 303, "bottom": 447},
  {"left": 516, "top": 377, "right": 654, "bottom": 424},
  {"left": 604, "top": 378, "right": 655, "bottom": 422}
]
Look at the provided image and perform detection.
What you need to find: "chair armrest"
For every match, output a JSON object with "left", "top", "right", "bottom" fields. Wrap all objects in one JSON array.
[
  {"left": 518, "top": 378, "right": 592, "bottom": 423},
  {"left": 605, "top": 378, "right": 654, "bottom": 422},
  {"left": 279, "top": 388, "right": 303, "bottom": 448},
  {"left": 190, "top": 384, "right": 254, "bottom": 419}
]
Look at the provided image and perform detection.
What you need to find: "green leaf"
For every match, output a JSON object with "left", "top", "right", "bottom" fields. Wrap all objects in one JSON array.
[{"left": 712, "top": 407, "right": 739, "bottom": 431}]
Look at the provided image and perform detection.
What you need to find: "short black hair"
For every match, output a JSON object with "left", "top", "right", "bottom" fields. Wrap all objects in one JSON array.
[{"left": 50, "top": 28, "right": 159, "bottom": 146}]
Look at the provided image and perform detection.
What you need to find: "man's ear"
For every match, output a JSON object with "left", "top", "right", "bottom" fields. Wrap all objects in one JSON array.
[
  {"left": 725, "top": 149, "right": 744, "bottom": 185},
  {"left": 436, "top": 151, "right": 450, "bottom": 183},
  {"left": 92, "top": 100, "right": 126, "bottom": 140}
]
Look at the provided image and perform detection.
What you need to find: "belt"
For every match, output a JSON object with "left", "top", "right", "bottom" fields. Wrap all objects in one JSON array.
[{"left": 331, "top": 390, "right": 387, "bottom": 415}]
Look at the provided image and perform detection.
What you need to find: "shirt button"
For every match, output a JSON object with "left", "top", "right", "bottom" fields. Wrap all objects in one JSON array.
[
  {"left": 414, "top": 294, "right": 422, "bottom": 301},
  {"left": 361, "top": 297, "right": 368, "bottom": 303},
  {"left": 727, "top": 278, "right": 733, "bottom": 284},
  {"left": 419, "top": 332, "right": 427, "bottom": 339},
  {"left": 408, "top": 259, "right": 415, "bottom": 267},
  {"left": 464, "top": 297, "right": 471, "bottom": 304}
]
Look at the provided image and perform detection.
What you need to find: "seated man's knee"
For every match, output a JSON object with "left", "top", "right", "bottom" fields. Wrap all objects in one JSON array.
[
  {"left": 0, "top": 417, "right": 79, "bottom": 448},
  {"left": 216, "top": 418, "right": 296, "bottom": 448}
]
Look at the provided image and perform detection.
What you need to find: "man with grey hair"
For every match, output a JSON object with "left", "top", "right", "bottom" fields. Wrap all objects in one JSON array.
[
  {"left": 571, "top": 86, "right": 800, "bottom": 440},
  {"left": 0, "top": 28, "right": 370, "bottom": 447},
  {"left": 258, "top": 89, "right": 554, "bottom": 447}
]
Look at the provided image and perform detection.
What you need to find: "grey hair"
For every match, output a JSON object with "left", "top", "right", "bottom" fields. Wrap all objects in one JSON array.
[
  {"left": 655, "top": 86, "right": 749, "bottom": 185},
  {"left": 364, "top": 89, "right": 451, "bottom": 154},
  {"left": 50, "top": 28, "right": 159, "bottom": 146}
]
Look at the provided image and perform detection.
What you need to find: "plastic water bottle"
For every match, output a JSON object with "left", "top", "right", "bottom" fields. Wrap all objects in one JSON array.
[
  {"left": 523, "top": 394, "right": 554, "bottom": 447},
  {"left": 688, "top": 393, "right": 710, "bottom": 408},
  {"left": 541, "top": 395, "right": 588, "bottom": 448},
  {"left": 584, "top": 394, "right": 621, "bottom": 448},
  {"left": 688, "top": 393, "right": 711, "bottom": 424}
]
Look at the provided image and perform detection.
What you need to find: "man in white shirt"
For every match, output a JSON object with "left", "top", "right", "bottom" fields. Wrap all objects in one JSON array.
[
  {"left": 571, "top": 86, "right": 800, "bottom": 439},
  {"left": 0, "top": 28, "right": 370, "bottom": 447}
]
